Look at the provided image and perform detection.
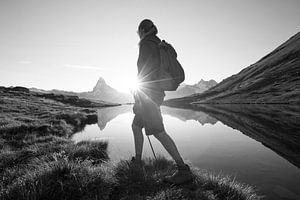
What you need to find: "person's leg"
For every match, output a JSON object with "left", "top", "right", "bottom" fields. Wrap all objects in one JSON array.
[
  {"left": 132, "top": 123, "right": 144, "bottom": 160},
  {"left": 154, "top": 131, "right": 194, "bottom": 184},
  {"left": 153, "top": 131, "right": 184, "bottom": 166}
]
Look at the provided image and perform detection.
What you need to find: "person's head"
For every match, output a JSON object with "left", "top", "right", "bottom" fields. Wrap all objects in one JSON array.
[{"left": 138, "top": 19, "right": 158, "bottom": 38}]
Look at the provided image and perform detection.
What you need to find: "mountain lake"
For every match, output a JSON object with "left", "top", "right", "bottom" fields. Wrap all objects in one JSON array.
[{"left": 72, "top": 105, "right": 300, "bottom": 200}]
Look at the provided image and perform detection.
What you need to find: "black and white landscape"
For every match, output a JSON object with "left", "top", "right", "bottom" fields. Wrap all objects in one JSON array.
[{"left": 1, "top": 1, "right": 300, "bottom": 200}]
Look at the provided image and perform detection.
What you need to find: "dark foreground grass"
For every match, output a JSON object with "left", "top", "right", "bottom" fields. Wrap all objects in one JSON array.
[
  {"left": 0, "top": 137, "right": 109, "bottom": 190},
  {"left": 1, "top": 154, "right": 260, "bottom": 200},
  {"left": 2, "top": 159, "right": 115, "bottom": 200},
  {"left": 111, "top": 157, "right": 260, "bottom": 200}
]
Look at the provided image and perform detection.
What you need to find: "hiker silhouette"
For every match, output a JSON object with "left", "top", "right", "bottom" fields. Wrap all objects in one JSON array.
[{"left": 131, "top": 19, "right": 194, "bottom": 184}]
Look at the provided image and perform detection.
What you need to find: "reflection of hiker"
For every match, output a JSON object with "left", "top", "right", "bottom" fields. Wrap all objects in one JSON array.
[{"left": 131, "top": 19, "right": 193, "bottom": 184}]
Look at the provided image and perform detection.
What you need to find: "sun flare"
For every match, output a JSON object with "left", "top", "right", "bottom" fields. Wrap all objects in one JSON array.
[
  {"left": 128, "top": 77, "right": 141, "bottom": 92},
  {"left": 110, "top": 75, "right": 141, "bottom": 93}
]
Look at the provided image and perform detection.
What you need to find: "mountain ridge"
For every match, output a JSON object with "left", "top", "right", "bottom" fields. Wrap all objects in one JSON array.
[
  {"left": 30, "top": 77, "right": 217, "bottom": 104},
  {"left": 30, "top": 77, "right": 134, "bottom": 104}
]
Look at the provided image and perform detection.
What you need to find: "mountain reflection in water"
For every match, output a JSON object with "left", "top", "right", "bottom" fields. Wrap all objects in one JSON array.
[
  {"left": 72, "top": 104, "right": 300, "bottom": 200},
  {"left": 97, "top": 106, "right": 132, "bottom": 130},
  {"left": 174, "top": 104, "right": 300, "bottom": 169},
  {"left": 90, "top": 104, "right": 300, "bottom": 169},
  {"left": 96, "top": 105, "right": 218, "bottom": 130}
]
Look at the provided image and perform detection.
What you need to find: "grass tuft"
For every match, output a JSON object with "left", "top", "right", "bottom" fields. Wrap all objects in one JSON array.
[
  {"left": 66, "top": 140, "right": 109, "bottom": 164},
  {"left": 2, "top": 159, "right": 116, "bottom": 200}
]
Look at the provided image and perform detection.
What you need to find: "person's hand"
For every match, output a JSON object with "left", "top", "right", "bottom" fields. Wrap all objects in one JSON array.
[{"left": 133, "top": 100, "right": 142, "bottom": 115}]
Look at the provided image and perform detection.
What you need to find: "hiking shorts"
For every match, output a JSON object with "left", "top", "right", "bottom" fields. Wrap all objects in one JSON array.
[{"left": 132, "top": 88, "right": 165, "bottom": 135}]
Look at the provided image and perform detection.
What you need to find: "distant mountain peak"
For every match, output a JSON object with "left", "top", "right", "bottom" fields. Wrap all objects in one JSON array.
[
  {"left": 197, "top": 79, "right": 217, "bottom": 84},
  {"left": 93, "top": 77, "right": 108, "bottom": 91},
  {"left": 97, "top": 77, "right": 106, "bottom": 84},
  {"left": 194, "top": 79, "right": 217, "bottom": 88},
  {"left": 82, "top": 77, "right": 133, "bottom": 103},
  {"left": 197, "top": 79, "right": 205, "bottom": 84},
  {"left": 165, "top": 78, "right": 217, "bottom": 100}
]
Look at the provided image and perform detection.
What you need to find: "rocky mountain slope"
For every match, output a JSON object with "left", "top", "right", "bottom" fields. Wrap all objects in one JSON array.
[
  {"left": 166, "top": 32, "right": 300, "bottom": 105},
  {"left": 165, "top": 79, "right": 217, "bottom": 100}
]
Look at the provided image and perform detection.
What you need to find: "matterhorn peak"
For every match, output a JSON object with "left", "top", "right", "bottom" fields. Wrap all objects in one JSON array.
[
  {"left": 97, "top": 77, "right": 106, "bottom": 83},
  {"left": 93, "top": 77, "right": 107, "bottom": 91}
]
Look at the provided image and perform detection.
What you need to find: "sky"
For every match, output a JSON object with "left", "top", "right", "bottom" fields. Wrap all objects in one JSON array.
[{"left": 0, "top": 0, "right": 299, "bottom": 93}]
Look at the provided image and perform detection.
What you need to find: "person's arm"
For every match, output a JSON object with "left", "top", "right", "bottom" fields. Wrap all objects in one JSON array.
[{"left": 137, "top": 41, "right": 160, "bottom": 82}]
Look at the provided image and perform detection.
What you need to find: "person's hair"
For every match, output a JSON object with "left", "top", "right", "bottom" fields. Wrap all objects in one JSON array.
[{"left": 138, "top": 19, "right": 158, "bottom": 35}]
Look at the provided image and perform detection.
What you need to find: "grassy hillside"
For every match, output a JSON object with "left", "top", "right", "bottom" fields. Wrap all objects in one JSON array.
[{"left": 166, "top": 32, "right": 300, "bottom": 105}]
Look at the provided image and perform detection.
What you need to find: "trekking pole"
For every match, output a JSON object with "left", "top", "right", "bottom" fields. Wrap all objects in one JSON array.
[{"left": 147, "top": 135, "right": 157, "bottom": 160}]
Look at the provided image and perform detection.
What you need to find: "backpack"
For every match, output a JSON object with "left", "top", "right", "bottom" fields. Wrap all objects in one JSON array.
[{"left": 157, "top": 40, "right": 185, "bottom": 91}]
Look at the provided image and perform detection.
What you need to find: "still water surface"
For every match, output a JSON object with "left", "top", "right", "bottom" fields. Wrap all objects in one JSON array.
[{"left": 72, "top": 105, "right": 300, "bottom": 200}]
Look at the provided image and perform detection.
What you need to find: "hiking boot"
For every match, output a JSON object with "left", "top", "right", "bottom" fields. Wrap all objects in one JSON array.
[
  {"left": 164, "top": 164, "right": 194, "bottom": 184},
  {"left": 129, "top": 157, "right": 145, "bottom": 182},
  {"left": 130, "top": 156, "right": 143, "bottom": 169}
]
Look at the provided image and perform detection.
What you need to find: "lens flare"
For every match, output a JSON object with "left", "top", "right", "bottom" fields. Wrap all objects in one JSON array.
[{"left": 129, "top": 77, "right": 141, "bottom": 92}]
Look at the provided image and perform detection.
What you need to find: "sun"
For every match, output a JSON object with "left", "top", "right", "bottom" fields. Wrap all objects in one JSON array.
[
  {"left": 110, "top": 75, "right": 141, "bottom": 93},
  {"left": 128, "top": 77, "right": 141, "bottom": 92}
]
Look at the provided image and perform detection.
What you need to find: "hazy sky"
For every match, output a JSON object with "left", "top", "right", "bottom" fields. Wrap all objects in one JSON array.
[{"left": 0, "top": 0, "right": 299, "bottom": 92}]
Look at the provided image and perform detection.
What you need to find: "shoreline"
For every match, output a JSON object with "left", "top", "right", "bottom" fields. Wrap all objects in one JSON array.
[{"left": 0, "top": 87, "right": 260, "bottom": 200}]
